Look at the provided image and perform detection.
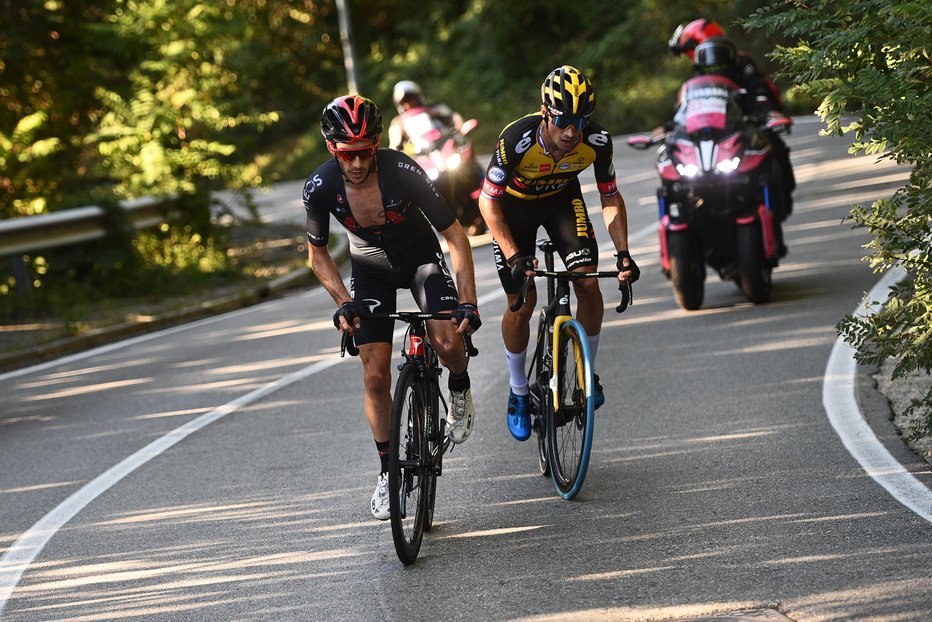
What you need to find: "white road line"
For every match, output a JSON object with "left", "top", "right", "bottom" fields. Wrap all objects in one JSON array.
[
  {"left": 0, "top": 220, "right": 649, "bottom": 613},
  {"left": 823, "top": 265, "right": 932, "bottom": 523}
]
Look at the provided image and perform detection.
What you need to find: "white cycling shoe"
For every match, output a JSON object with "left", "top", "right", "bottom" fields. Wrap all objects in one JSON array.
[
  {"left": 370, "top": 472, "right": 390, "bottom": 520},
  {"left": 447, "top": 388, "right": 475, "bottom": 444}
]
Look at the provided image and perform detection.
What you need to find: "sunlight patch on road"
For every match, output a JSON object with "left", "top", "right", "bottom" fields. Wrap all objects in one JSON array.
[{"left": 442, "top": 525, "right": 546, "bottom": 539}]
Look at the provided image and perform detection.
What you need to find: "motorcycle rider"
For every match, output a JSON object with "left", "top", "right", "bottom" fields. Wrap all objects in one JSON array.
[
  {"left": 389, "top": 80, "right": 464, "bottom": 154},
  {"left": 668, "top": 18, "right": 795, "bottom": 254},
  {"left": 389, "top": 80, "right": 486, "bottom": 235}
]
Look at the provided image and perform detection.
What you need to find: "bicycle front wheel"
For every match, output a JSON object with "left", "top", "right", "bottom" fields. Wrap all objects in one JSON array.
[
  {"left": 547, "top": 319, "right": 595, "bottom": 500},
  {"left": 389, "top": 364, "right": 428, "bottom": 564}
]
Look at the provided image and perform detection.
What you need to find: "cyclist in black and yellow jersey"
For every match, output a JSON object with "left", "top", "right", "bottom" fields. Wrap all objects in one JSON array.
[{"left": 478, "top": 65, "right": 640, "bottom": 442}]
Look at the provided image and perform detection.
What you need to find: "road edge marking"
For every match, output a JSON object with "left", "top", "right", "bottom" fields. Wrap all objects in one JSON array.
[{"left": 822, "top": 265, "right": 932, "bottom": 522}]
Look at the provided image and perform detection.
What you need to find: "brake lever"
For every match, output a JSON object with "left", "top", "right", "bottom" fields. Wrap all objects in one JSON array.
[
  {"left": 509, "top": 275, "right": 532, "bottom": 312},
  {"left": 340, "top": 331, "right": 359, "bottom": 357},
  {"left": 615, "top": 279, "right": 633, "bottom": 313}
]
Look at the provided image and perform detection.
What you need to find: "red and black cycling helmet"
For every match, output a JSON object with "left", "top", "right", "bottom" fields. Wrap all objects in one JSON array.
[
  {"left": 320, "top": 95, "right": 383, "bottom": 146},
  {"left": 541, "top": 65, "right": 596, "bottom": 119},
  {"left": 669, "top": 18, "right": 727, "bottom": 60}
]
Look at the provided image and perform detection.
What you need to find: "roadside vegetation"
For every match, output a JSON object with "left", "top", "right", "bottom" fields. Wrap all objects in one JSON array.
[{"left": 746, "top": 0, "right": 932, "bottom": 442}]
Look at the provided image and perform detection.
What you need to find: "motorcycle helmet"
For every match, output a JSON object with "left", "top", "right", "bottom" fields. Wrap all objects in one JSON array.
[
  {"left": 693, "top": 38, "right": 737, "bottom": 75},
  {"left": 320, "top": 95, "right": 383, "bottom": 145},
  {"left": 392, "top": 80, "right": 424, "bottom": 113},
  {"left": 669, "top": 18, "right": 726, "bottom": 59},
  {"left": 541, "top": 65, "right": 596, "bottom": 119}
]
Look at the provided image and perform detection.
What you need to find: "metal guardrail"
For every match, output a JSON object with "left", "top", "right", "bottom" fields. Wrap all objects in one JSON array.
[{"left": 0, "top": 196, "right": 175, "bottom": 257}]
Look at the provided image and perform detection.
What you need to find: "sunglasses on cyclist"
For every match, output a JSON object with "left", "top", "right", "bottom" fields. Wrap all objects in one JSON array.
[
  {"left": 549, "top": 114, "right": 589, "bottom": 131},
  {"left": 331, "top": 143, "right": 379, "bottom": 162}
]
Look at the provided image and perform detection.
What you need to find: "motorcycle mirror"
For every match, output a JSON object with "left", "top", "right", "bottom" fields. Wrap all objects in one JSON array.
[{"left": 460, "top": 118, "right": 479, "bottom": 136}]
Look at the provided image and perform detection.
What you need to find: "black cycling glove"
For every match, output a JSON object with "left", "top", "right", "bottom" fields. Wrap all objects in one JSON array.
[
  {"left": 452, "top": 302, "right": 482, "bottom": 331},
  {"left": 616, "top": 250, "right": 641, "bottom": 283},
  {"left": 506, "top": 253, "right": 535, "bottom": 283},
  {"left": 333, "top": 301, "right": 360, "bottom": 329}
]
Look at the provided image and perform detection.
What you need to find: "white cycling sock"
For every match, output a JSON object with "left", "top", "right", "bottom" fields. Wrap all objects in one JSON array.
[
  {"left": 505, "top": 347, "right": 529, "bottom": 395},
  {"left": 588, "top": 333, "right": 600, "bottom": 363}
]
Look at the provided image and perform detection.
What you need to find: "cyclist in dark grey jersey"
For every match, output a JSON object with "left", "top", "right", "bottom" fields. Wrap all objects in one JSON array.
[{"left": 303, "top": 95, "right": 481, "bottom": 521}]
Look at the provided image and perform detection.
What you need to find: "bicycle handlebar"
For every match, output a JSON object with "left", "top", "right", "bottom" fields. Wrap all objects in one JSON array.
[
  {"left": 509, "top": 270, "right": 634, "bottom": 314},
  {"left": 339, "top": 310, "right": 479, "bottom": 358}
]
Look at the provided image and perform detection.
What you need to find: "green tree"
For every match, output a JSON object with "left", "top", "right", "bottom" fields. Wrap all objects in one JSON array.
[{"left": 747, "top": 1, "right": 932, "bottom": 440}]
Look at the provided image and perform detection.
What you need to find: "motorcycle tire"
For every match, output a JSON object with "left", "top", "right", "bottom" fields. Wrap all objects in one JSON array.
[
  {"left": 667, "top": 229, "right": 705, "bottom": 311},
  {"left": 736, "top": 222, "right": 772, "bottom": 304}
]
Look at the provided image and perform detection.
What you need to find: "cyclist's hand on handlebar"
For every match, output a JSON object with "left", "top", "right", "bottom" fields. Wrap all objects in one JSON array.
[
  {"left": 506, "top": 253, "right": 536, "bottom": 283},
  {"left": 615, "top": 250, "right": 640, "bottom": 284},
  {"left": 451, "top": 302, "right": 481, "bottom": 334},
  {"left": 332, "top": 301, "right": 361, "bottom": 332}
]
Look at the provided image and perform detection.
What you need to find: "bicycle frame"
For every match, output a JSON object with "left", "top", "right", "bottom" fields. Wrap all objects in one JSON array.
[
  {"left": 516, "top": 239, "right": 627, "bottom": 499},
  {"left": 339, "top": 310, "right": 476, "bottom": 562}
]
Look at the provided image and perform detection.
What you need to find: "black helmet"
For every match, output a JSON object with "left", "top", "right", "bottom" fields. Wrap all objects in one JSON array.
[
  {"left": 693, "top": 38, "right": 737, "bottom": 74},
  {"left": 540, "top": 65, "right": 596, "bottom": 118},
  {"left": 320, "top": 95, "right": 383, "bottom": 145}
]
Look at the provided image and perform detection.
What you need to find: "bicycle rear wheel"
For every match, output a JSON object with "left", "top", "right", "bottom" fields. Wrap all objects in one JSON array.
[
  {"left": 388, "top": 364, "right": 428, "bottom": 564},
  {"left": 547, "top": 319, "right": 595, "bottom": 500}
]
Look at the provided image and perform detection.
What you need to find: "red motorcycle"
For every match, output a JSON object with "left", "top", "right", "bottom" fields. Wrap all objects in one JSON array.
[
  {"left": 627, "top": 74, "right": 791, "bottom": 309},
  {"left": 398, "top": 108, "right": 486, "bottom": 235}
]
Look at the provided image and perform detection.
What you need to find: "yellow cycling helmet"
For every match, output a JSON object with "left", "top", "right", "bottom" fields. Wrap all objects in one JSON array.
[{"left": 541, "top": 65, "right": 596, "bottom": 120}]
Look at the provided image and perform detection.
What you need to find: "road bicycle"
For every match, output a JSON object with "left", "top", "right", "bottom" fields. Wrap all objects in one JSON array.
[
  {"left": 342, "top": 312, "right": 478, "bottom": 564},
  {"left": 511, "top": 240, "right": 632, "bottom": 500}
]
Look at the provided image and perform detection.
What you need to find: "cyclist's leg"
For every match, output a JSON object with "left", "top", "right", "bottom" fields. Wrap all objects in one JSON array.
[
  {"left": 408, "top": 245, "right": 475, "bottom": 443},
  {"left": 352, "top": 256, "right": 400, "bottom": 468},
  {"left": 492, "top": 196, "right": 549, "bottom": 440}
]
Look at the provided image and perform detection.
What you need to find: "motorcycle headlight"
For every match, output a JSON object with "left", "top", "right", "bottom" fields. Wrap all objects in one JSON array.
[
  {"left": 446, "top": 153, "right": 462, "bottom": 170},
  {"left": 715, "top": 157, "right": 741, "bottom": 173},
  {"left": 675, "top": 163, "right": 700, "bottom": 178}
]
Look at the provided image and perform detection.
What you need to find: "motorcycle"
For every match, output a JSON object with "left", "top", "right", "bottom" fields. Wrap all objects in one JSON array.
[
  {"left": 627, "top": 73, "right": 792, "bottom": 310},
  {"left": 398, "top": 108, "right": 486, "bottom": 235}
]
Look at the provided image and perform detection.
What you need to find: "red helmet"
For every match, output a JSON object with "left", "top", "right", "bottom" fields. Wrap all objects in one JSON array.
[
  {"left": 669, "top": 18, "right": 726, "bottom": 60},
  {"left": 320, "top": 95, "right": 383, "bottom": 145}
]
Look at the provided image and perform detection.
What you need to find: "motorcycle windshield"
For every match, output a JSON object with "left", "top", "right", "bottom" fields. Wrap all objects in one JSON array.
[{"left": 673, "top": 75, "right": 744, "bottom": 137}]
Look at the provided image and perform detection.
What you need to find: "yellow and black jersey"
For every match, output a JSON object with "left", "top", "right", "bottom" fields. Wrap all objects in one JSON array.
[{"left": 481, "top": 113, "right": 618, "bottom": 201}]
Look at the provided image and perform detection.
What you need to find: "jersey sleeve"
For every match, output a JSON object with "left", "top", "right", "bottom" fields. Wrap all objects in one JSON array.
[
  {"left": 589, "top": 127, "right": 619, "bottom": 196},
  {"left": 480, "top": 136, "right": 514, "bottom": 200},
  {"left": 302, "top": 171, "right": 331, "bottom": 247}
]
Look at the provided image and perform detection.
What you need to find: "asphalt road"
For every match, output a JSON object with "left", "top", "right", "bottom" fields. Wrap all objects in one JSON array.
[{"left": 1, "top": 120, "right": 930, "bottom": 621}]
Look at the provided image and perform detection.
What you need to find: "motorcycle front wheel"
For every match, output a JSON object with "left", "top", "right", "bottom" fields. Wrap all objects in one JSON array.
[
  {"left": 737, "top": 222, "right": 772, "bottom": 304},
  {"left": 667, "top": 229, "right": 705, "bottom": 310}
]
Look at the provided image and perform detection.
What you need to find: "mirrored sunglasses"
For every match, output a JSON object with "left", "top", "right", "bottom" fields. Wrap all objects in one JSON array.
[
  {"left": 333, "top": 144, "right": 378, "bottom": 162},
  {"left": 550, "top": 115, "right": 588, "bottom": 130}
]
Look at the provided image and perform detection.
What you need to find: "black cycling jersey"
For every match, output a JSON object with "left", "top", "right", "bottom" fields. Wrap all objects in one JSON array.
[
  {"left": 303, "top": 149, "right": 460, "bottom": 344},
  {"left": 304, "top": 148, "right": 455, "bottom": 256},
  {"left": 481, "top": 113, "right": 618, "bottom": 201}
]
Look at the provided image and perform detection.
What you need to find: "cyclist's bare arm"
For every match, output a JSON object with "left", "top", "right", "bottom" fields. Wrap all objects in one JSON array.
[
  {"left": 308, "top": 242, "right": 358, "bottom": 330},
  {"left": 439, "top": 221, "right": 478, "bottom": 305},
  {"left": 599, "top": 192, "right": 635, "bottom": 282},
  {"left": 478, "top": 194, "right": 521, "bottom": 260}
]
